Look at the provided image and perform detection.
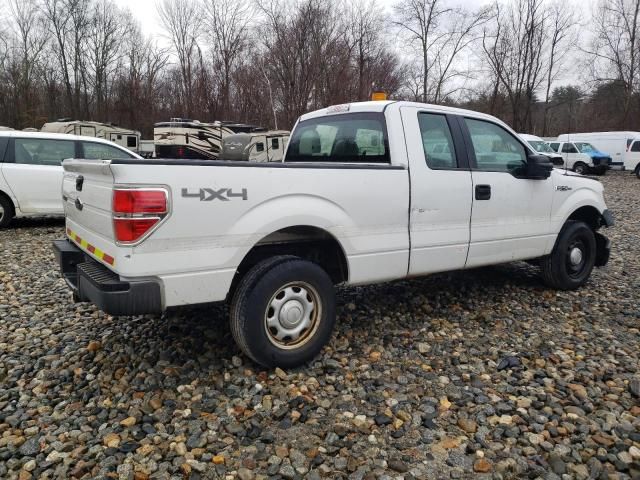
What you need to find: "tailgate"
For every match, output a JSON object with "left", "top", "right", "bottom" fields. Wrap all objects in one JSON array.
[{"left": 62, "top": 159, "right": 127, "bottom": 267}]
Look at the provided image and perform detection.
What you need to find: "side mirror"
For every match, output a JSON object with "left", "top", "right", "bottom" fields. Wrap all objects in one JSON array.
[
  {"left": 524, "top": 154, "right": 553, "bottom": 179},
  {"left": 198, "top": 131, "right": 207, "bottom": 141}
]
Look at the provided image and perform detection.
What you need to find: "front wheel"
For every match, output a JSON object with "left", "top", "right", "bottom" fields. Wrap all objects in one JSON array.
[
  {"left": 540, "top": 221, "right": 596, "bottom": 290},
  {"left": 635, "top": 164, "right": 640, "bottom": 179},
  {"left": 572, "top": 162, "right": 588, "bottom": 175},
  {"left": 230, "top": 256, "right": 336, "bottom": 368}
]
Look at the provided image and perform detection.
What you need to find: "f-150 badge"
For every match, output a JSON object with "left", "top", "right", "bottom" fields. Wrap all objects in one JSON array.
[{"left": 182, "top": 188, "right": 248, "bottom": 201}]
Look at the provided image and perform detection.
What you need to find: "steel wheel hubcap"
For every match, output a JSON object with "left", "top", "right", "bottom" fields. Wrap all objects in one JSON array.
[
  {"left": 265, "top": 282, "right": 320, "bottom": 349},
  {"left": 569, "top": 247, "right": 583, "bottom": 266}
]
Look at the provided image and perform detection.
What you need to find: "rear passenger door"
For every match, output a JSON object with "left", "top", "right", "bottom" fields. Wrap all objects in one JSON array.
[
  {"left": 400, "top": 107, "right": 473, "bottom": 275},
  {"left": 1, "top": 137, "right": 76, "bottom": 214}
]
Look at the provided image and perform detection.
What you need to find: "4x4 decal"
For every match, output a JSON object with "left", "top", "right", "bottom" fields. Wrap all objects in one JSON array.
[{"left": 181, "top": 188, "right": 248, "bottom": 202}]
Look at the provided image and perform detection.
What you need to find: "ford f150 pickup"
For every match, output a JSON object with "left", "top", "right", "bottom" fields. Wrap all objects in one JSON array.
[{"left": 53, "top": 101, "right": 613, "bottom": 367}]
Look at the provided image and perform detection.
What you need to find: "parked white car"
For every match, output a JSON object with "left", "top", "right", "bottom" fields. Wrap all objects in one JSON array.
[
  {"left": 53, "top": 101, "right": 613, "bottom": 367},
  {"left": 557, "top": 132, "right": 640, "bottom": 177},
  {"left": 519, "top": 133, "right": 563, "bottom": 166},
  {"left": 546, "top": 140, "right": 613, "bottom": 175},
  {"left": 0, "top": 131, "right": 141, "bottom": 227}
]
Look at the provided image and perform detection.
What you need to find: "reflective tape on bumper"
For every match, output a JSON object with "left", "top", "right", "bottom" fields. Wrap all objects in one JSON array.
[{"left": 66, "top": 228, "right": 115, "bottom": 266}]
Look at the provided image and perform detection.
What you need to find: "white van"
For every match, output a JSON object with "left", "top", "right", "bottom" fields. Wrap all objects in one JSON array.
[
  {"left": 557, "top": 132, "right": 638, "bottom": 175},
  {"left": 546, "top": 140, "right": 612, "bottom": 175},
  {"left": 519, "top": 134, "right": 564, "bottom": 166}
]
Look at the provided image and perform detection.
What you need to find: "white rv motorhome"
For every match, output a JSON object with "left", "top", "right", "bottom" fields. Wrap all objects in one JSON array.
[
  {"left": 556, "top": 132, "right": 640, "bottom": 175},
  {"left": 41, "top": 119, "right": 141, "bottom": 154},
  {"left": 154, "top": 118, "right": 267, "bottom": 160},
  {"left": 221, "top": 131, "right": 290, "bottom": 162}
]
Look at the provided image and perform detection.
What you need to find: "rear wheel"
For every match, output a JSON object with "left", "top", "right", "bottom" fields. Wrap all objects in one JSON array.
[
  {"left": 0, "top": 195, "right": 15, "bottom": 228},
  {"left": 573, "top": 162, "right": 588, "bottom": 175},
  {"left": 230, "top": 255, "right": 336, "bottom": 368},
  {"left": 540, "top": 221, "right": 596, "bottom": 290},
  {"left": 635, "top": 164, "right": 640, "bottom": 179}
]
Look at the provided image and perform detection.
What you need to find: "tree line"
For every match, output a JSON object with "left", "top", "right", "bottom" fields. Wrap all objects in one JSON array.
[{"left": 0, "top": 0, "right": 639, "bottom": 138}]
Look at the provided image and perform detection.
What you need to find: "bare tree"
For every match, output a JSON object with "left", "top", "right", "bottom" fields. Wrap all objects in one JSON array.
[
  {"left": 541, "top": 1, "right": 576, "bottom": 136},
  {"left": 393, "top": 0, "right": 489, "bottom": 103},
  {"left": 87, "top": 0, "right": 129, "bottom": 120},
  {"left": 203, "top": 0, "right": 251, "bottom": 119},
  {"left": 157, "top": 0, "right": 204, "bottom": 117},
  {"left": 482, "top": 0, "right": 547, "bottom": 131},
  {"left": 588, "top": 0, "right": 640, "bottom": 128},
  {"left": 7, "top": 0, "right": 49, "bottom": 127}
]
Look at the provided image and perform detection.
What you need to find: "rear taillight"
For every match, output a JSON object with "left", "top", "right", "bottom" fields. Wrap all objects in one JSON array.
[
  {"left": 113, "top": 189, "right": 167, "bottom": 214},
  {"left": 112, "top": 188, "right": 169, "bottom": 244}
]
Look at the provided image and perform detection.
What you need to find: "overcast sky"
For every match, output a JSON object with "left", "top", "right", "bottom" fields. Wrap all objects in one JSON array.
[{"left": 114, "top": 0, "right": 495, "bottom": 38}]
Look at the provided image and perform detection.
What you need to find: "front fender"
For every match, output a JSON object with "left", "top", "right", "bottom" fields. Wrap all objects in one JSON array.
[{"left": 551, "top": 178, "right": 607, "bottom": 232}]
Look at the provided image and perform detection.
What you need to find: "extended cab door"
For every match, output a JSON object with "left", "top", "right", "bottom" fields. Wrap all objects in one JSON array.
[
  {"left": 400, "top": 107, "right": 473, "bottom": 275},
  {"left": 1, "top": 137, "right": 76, "bottom": 214},
  {"left": 459, "top": 117, "right": 554, "bottom": 267}
]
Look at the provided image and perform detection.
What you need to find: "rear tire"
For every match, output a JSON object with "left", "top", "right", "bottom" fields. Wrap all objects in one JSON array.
[
  {"left": 540, "top": 221, "right": 596, "bottom": 290},
  {"left": 635, "top": 164, "right": 640, "bottom": 179},
  {"left": 0, "top": 195, "right": 15, "bottom": 228},
  {"left": 230, "top": 255, "right": 336, "bottom": 368},
  {"left": 572, "top": 162, "right": 588, "bottom": 175}
]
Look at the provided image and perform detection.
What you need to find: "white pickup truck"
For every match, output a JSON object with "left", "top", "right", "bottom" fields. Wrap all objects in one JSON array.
[{"left": 53, "top": 101, "right": 613, "bottom": 367}]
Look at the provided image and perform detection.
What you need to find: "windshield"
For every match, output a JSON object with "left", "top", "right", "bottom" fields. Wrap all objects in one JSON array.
[
  {"left": 528, "top": 140, "right": 554, "bottom": 153},
  {"left": 575, "top": 142, "right": 597, "bottom": 153}
]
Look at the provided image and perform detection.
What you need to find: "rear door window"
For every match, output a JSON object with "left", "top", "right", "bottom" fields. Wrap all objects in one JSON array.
[
  {"left": 81, "top": 141, "right": 135, "bottom": 160},
  {"left": 418, "top": 113, "right": 458, "bottom": 169},
  {"left": 13, "top": 138, "right": 75, "bottom": 165},
  {"left": 285, "top": 112, "right": 389, "bottom": 163}
]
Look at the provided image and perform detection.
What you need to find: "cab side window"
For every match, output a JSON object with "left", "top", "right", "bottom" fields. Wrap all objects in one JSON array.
[
  {"left": 82, "top": 141, "right": 134, "bottom": 160},
  {"left": 13, "top": 138, "right": 75, "bottom": 166},
  {"left": 631, "top": 141, "right": 640, "bottom": 152},
  {"left": 418, "top": 113, "right": 457, "bottom": 169},
  {"left": 464, "top": 118, "right": 526, "bottom": 173},
  {"left": 561, "top": 143, "right": 578, "bottom": 154}
]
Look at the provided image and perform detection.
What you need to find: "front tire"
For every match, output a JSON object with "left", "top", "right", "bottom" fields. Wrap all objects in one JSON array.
[
  {"left": 540, "top": 221, "right": 596, "bottom": 290},
  {"left": 230, "top": 256, "right": 336, "bottom": 368},
  {"left": 0, "top": 195, "right": 15, "bottom": 228},
  {"left": 572, "top": 162, "right": 588, "bottom": 175},
  {"left": 635, "top": 164, "right": 640, "bottom": 179}
]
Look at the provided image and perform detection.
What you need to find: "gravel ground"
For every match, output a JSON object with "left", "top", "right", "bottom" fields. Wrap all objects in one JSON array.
[{"left": 0, "top": 172, "right": 638, "bottom": 480}]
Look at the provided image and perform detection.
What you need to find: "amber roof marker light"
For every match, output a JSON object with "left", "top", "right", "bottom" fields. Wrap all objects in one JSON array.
[{"left": 371, "top": 91, "right": 387, "bottom": 101}]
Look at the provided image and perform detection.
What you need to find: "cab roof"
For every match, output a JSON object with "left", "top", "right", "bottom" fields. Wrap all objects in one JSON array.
[{"left": 299, "top": 100, "right": 511, "bottom": 127}]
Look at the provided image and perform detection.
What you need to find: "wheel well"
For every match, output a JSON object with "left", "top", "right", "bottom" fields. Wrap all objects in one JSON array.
[
  {"left": 567, "top": 206, "right": 603, "bottom": 230},
  {"left": 229, "top": 226, "right": 349, "bottom": 299}
]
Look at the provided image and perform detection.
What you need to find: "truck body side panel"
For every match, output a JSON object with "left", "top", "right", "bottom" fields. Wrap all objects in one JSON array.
[{"left": 64, "top": 160, "right": 410, "bottom": 306}]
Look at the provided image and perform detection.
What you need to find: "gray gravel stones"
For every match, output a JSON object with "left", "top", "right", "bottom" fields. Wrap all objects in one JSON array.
[{"left": 0, "top": 173, "right": 639, "bottom": 479}]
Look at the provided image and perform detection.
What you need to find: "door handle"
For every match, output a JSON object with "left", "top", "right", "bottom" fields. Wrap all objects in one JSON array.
[{"left": 475, "top": 184, "right": 491, "bottom": 200}]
